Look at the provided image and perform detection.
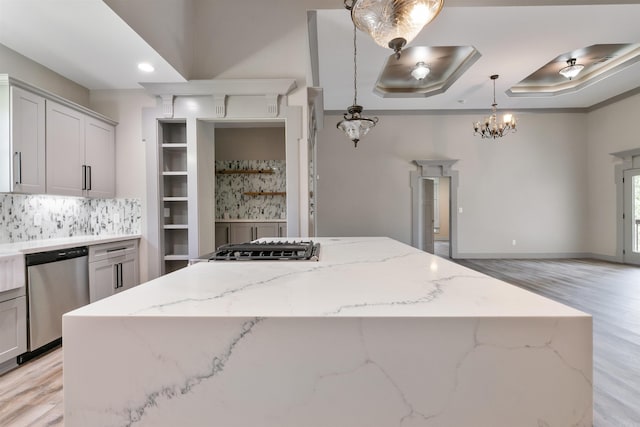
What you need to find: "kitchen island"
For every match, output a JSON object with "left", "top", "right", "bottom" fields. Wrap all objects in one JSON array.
[{"left": 63, "top": 237, "right": 592, "bottom": 426}]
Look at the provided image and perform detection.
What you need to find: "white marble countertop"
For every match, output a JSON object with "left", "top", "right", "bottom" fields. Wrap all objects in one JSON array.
[
  {"left": 0, "top": 234, "right": 141, "bottom": 254},
  {"left": 68, "top": 237, "right": 588, "bottom": 319}
]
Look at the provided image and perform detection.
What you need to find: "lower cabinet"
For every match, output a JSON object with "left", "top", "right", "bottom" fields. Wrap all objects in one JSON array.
[
  {"left": 88, "top": 239, "right": 139, "bottom": 303},
  {"left": 0, "top": 296, "right": 27, "bottom": 365},
  {"left": 216, "top": 221, "right": 287, "bottom": 246}
]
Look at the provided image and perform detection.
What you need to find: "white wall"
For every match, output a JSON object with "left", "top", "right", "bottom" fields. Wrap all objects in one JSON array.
[
  {"left": 103, "top": 0, "right": 195, "bottom": 79},
  {"left": 0, "top": 43, "right": 89, "bottom": 106},
  {"left": 89, "top": 89, "right": 158, "bottom": 282},
  {"left": 317, "top": 111, "right": 589, "bottom": 256},
  {"left": 586, "top": 91, "right": 640, "bottom": 258}
]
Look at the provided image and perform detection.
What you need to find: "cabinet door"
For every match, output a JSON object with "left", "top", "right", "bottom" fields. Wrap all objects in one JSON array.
[
  {"left": 115, "top": 255, "right": 139, "bottom": 294},
  {"left": 85, "top": 117, "right": 115, "bottom": 198},
  {"left": 230, "top": 223, "right": 254, "bottom": 243},
  {"left": 255, "top": 223, "right": 278, "bottom": 240},
  {"left": 46, "top": 101, "right": 84, "bottom": 196},
  {"left": 88, "top": 259, "right": 117, "bottom": 303},
  {"left": 10, "top": 87, "right": 45, "bottom": 194},
  {"left": 215, "top": 223, "right": 230, "bottom": 248},
  {"left": 278, "top": 222, "right": 287, "bottom": 238},
  {"left": 0, "top": 296, "right": 27, "bottom": 364}
]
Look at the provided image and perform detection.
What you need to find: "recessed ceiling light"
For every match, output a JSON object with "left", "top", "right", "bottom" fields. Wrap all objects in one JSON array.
[{"left": 138, "top": 62, "right": 155, "bottom": 73}]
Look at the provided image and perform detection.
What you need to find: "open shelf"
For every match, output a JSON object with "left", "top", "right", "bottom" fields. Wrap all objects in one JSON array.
[{"left": 216, "top": 169, "right": 274, "bottom": 175}]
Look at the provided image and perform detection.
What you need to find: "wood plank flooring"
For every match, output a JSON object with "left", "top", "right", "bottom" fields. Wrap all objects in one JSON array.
[
  {"left": 455, "top": 258, "right": 640, "bottom": 427},
  {"left": 0, "top": 258, "right": 638, "bottom": 426},
  {"left": 0, "top": 345, "right": 63, "bottom": 427}
]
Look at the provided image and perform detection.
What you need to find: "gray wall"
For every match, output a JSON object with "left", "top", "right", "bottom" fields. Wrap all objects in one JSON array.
[
  {"left": 0, "top": 43, "right": 90, "bottom": 107},
  {"left": 317, "top": 111, "right": 589, "bottom": 257},
  {"left": 215, "top": 127, "right": 286, "bottom": 160}
]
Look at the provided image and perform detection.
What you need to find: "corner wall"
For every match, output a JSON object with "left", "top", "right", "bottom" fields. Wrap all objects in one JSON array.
[
  {"left": 586, "top": 91, "right": 640, "bottom": 259},
  {"left": 317, "top": 111, "right": 589, "bottom": 257}
]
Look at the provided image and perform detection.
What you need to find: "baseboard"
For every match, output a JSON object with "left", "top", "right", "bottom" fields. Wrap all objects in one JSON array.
[
  {"left": 454, "top": 252, "right": 591, "bottom": 260},
  {"left": 583, "top": 252, "right": 622, "bottom": 263}
]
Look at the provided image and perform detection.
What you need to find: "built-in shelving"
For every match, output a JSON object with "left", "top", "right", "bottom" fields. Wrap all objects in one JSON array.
[
  {"left": 159, "top": 121, "right": 189, "bottom": 273},
  {"left": 243, "top": 191, "right": 286, "bottom": 197},
  {"left": 216, "top": 169, "right": 275, "bottom": 175}
]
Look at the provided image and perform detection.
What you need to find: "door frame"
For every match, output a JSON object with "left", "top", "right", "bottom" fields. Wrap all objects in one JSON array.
[
  {"left": 411, "top": 159, "right": 459, "bottom": 258},
  {"left": 612, "top": 148, "right": 640, "bottom": 264}
]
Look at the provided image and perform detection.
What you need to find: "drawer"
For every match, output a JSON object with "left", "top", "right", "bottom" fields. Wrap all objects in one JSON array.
[{"left": 89, "top": 239, "right": 138, "bottom": 263}]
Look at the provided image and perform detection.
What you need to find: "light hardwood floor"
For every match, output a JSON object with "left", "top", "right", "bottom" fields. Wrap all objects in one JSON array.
[
  {"left": 0, "top": 258, "right": 638, "bottom": 426},
  {"left": 0, "top": 345, "right": 63, "bottom": 427}
]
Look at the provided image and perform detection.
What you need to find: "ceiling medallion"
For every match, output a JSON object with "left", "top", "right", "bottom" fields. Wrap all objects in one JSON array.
[
  {"left": 344, "top": 0, "right": 444, "bottom": 58},
  {"left": 559, "top": 58, "right": 585, "bottom": 80},
  {"left": 473, "top": 75, "right": 516, "bottom": 140},
  {"left": 336, "top": 16, "right": 378, "bottom": 147}
]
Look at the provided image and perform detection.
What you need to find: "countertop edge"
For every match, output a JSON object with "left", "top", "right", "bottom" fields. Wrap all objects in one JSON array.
[{"left": 0, "top": 234, "right": 141, "bottom": 254}]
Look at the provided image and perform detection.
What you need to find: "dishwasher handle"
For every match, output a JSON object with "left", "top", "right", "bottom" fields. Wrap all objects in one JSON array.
[{"left": 26, "top": 246, "right": 89, "bottom": 266}]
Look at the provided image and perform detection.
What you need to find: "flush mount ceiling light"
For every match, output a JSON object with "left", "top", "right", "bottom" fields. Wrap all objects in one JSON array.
[
  {"left": 336, "top": 19, "right": 378, "bottom": 147},
  {"left": 473, "top": 75, "right": 516, "bottom": 140},
  {"left": 344, "top": 0, "right": 444, "bottom": 58},
  {"left": 411, "top": 62, "right": 430, "bottom": 80},
  {"left": 559, "top": 58, "right": 585, "bottom": 80}
]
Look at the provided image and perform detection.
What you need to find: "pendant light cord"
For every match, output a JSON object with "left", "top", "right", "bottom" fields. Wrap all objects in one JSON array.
[{"left": 352, "top": 22, "right": 358, "bottom": 106}]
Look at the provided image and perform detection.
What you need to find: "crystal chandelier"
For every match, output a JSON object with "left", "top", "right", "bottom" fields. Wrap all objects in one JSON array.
[
  {"left": 337, "top": 19, "right": 378, "bottom": 147},
  {"left": 473, "top": 75, "right": 516, "bottom": 139},
  {"left": 559, "top": 58, "right": 584, "bottom": 80},
  {"left": 344, "top": 0, "right": 444, "bottom": 58}
]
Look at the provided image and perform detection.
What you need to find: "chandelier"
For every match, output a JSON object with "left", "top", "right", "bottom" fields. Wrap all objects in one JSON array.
[
  {"left": 337, "top": 19, "right": 378, "bottom": 147},
  {"left": 559, "top": 58, "right": 584, "bottom": 80},
  {"left": 344, "top": 0, "right": 444, "bottom": 58},
  {"left": 473, "top": 75, "right": 516, "bottom": 139}
]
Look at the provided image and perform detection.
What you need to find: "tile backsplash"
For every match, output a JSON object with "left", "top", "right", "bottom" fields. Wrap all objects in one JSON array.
[
  {"left": 215, "top": 160, "right": 286, "bottom": 220},
  {"left": 0, "top": 194, "right": 141, "bottom": 244}
]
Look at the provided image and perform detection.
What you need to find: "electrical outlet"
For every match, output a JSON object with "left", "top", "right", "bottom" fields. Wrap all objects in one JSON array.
[
  {"left": 113, "top": 213, "right": 120, "bottom": 224},
  {"left": 164, "top": 207, "right": 170, "bottom": 217},
  {"left": 512, "top": 239, "right": 517, "bottom": 246},
  {"left": 34, "top": 213, "right": 42, "bottom": 226},
  {"left": 458, "top": 207, "right": 463, "bottom": 214}
]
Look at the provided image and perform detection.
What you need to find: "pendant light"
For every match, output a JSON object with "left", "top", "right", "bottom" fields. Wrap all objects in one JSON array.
[
  {"left": 473, "top": 75, "right": 516, "bottom": 139},
  {"left": 336, "top": 19, "right": 378, "bottom": 147},
  {"left": 345, "top": 0, "right": 445, "bottom": 58}
]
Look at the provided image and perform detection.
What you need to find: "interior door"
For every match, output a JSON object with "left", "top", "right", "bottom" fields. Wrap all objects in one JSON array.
[
  {"left": 423, "top": 179, "right": 435, "bottom": 254},
  {"left": 623, "top": 168, "right": 640, "bottom": 265}
]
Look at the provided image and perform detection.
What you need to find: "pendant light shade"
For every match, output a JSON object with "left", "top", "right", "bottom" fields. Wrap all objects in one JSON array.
[
  {"left": 345, "top": 0, "right": 444, "bottom": 57},
  {"left": 336, "top": 14, "right": 378, "bottom": 147}
]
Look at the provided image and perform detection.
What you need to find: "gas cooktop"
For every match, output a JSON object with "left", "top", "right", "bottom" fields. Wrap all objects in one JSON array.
[{"left": 199, "top": 240, "right": 321, "bottom": 262}]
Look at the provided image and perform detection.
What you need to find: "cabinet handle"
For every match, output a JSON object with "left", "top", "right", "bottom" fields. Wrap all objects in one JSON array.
[
  {"left": 226, "top": 226, "right": 230, "bottom": 243},
  {"left": 14, "top": 152, "right": 22, "bottom": 184},
  {"left": 87, "top": 165, "right": 92, "bottom": 190},
  {"left": 118, "top": 263, "right": 123, "bottom": 288},
  {"left": 82, "top": 165, "right": 87, "bottom": 190},
  {"left": 113, "top": 263, "right": 119, "bottom": 289}
]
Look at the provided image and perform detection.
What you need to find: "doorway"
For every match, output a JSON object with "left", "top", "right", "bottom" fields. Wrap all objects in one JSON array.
[
  {"left": 623, "top": 168, "right": 640, "bottom": 265},
  {"left": 411, "top": 160, "right": 459, "bottom": 258}
]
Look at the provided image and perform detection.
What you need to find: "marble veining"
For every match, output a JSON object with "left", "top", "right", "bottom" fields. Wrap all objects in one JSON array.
[
  {"left": 0, "top": 194, "right": 141, "bottom": 243},
  {"left": 215, "top": 160, "right": 286, "bottom": 220},
  {"left": 63, "top": 237, "right": 592, "bottom": 426}
]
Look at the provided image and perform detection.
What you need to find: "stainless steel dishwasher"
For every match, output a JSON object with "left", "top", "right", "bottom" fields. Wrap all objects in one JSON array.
[{"left": 20, "top": 246, "right": 89, "bottom": 362}]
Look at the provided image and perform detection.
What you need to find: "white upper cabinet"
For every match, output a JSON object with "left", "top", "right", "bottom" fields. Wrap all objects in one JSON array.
[
  {"left": 46, "top": 101, "right": 85, "bottom": 196},
  {"left": 0, "top": 84, "right": 46, "bottom": 193},
  {"left": 46, "top": 100, "right": 115, "bottom": 198},
  {"left": 10, "top": 87, "right": 46, "bottom": 194},
  {"left": 1, "top": 75, "right": 117, "bottom": 198},
  {"left": 84, "top": 116, "right": 115, "bottom": 198}
]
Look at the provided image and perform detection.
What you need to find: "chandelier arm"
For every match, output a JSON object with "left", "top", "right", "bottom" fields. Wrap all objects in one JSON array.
[{"left": 344, "top": 0, "right": 355, "bottom": 11}]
